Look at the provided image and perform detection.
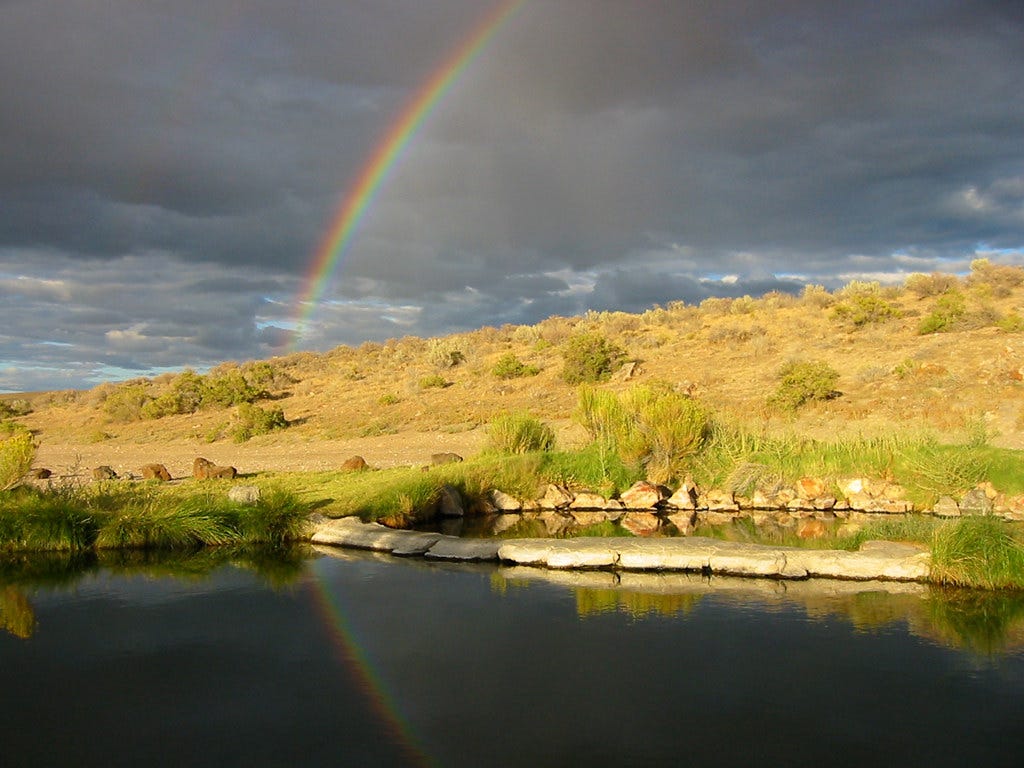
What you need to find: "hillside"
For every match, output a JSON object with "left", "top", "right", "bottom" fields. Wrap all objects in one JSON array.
[{"left": 6, "top": 260, "right": 1024, "bottom": 480}]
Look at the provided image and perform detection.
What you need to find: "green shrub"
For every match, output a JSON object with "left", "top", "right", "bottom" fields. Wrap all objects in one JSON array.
[
  {"left": 561, "top": 332, "right": 627, "bottom": 384},
  {"left": 831, "top": 283, "right": 901, "bottom": 326},
  {"left": 0, "top": 431, "right": 36, "bottom": 491},
  {"left": 492, "top": 352, "right": 540, "bottom": 379},
  {"left": 419, "top": 374, "right": 450, "bottom": 389},
  {"left": 230, "top": 403, "right": 288, "bottom": 442},
  {"left": 378, "top": 393, "right": 401, "bottom": 405},
  {"left": 918, "top": 291, "right": 967, "bottom": 334},
  {"left": 203, "top": 369, "right": 264, "bottom": 407},
  {"left": 486, "top": 412, "right": 555, "bottom": 454},
  {"left": 997, "top": 313, "right": 1024, "bottom": 333},
  {"left": 768, "top": 361, "right": 840, "bottom": 411},
  {"left": 103, "top": 383, "right": 152, "bottom": 422}
]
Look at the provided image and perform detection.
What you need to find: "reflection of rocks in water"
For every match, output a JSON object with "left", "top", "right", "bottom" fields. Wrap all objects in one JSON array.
[
  {"left": 493, "top": 567, "right": 1024, "bottom": 656},
  {"left": 0, "top": 586, "right": 35, "bottom": 639}
]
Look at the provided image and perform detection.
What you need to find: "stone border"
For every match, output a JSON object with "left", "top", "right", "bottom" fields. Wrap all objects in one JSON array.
[{"left": 310, "top": 517, "right": 932, "bottom": 582}]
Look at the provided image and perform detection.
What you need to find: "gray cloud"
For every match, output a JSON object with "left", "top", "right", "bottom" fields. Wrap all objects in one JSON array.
[{"left": 1, "top": 0, "right": 1022, "bottom": 391}]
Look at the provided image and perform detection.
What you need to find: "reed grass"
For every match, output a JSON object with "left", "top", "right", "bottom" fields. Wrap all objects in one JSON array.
[{"left": 930, "top": 517, "right": 1024, "bottom": 590}]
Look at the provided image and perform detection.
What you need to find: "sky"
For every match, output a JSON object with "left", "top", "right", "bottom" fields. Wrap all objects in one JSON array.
[{"left": 1, "top": 0, "right": 1023, "bottom": 393}]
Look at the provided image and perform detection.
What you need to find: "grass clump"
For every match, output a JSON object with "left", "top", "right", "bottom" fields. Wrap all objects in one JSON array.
[
  {"left": 931, "top": 517, "right": 1024, "bottom": 590},
  {"left": 486, "top": 411, "right": 555, "bottom": 455},
  {"left": 575, "top": 384, "right": 709, "bottom": 484},
  {"left": 561, "top": 332, "right": 627, "bottom": 384},
  {"left": 831, "top": 282, "right": 901, "bottom": 327},
  {"left": 0, "top": 430, "right": 35, "bottom": 491},
  {"left": 768, "top": 361, "right": 840, "bottom": 411},
  {"left": 419, "top": 374, "right": 450, "bottom": 389}
]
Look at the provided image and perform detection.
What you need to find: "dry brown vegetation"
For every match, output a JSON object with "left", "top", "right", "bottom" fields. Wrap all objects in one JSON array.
[{"left": 7, "top": 260, "right": 1024, "bottom": 478}]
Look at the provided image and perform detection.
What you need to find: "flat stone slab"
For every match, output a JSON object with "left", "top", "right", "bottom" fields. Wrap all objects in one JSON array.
[
  {"left": 424, "top": 537, "right": 502, "bottom": 561},
  {"left": 311, "top": 517, "right": 442, "bottom": 556},
  {"left": 310, "top": 519, "right": 931, "bottom": 582}
]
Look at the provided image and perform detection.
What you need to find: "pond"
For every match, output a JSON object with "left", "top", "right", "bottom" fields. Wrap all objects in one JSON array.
[{"left": 2, "top": 546, "right": 1024, "bottom": 767}]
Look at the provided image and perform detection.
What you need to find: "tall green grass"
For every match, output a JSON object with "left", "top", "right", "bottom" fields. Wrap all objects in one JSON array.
[
  {"left": 931, "top": 517, "right": 1024, "bottom": 590},
  {"left": 0, "top": 484, "right": 310, "bottom": 552}
]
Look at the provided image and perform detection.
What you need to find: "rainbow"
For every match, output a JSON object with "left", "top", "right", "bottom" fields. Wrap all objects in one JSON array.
[
  {"left": 291, "top": 0, "right": 525, "bottom": 345},
  {"left": 307, "top": 560, "right": 434, "bottom": 766}
]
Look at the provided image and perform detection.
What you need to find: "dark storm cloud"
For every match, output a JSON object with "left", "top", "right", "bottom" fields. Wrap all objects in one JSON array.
[{"left": 0, "top": 0, "right": 1022, "bottom": 390}]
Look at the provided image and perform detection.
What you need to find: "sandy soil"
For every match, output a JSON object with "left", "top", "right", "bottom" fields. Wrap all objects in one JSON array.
[{"left": 33, "top": 429, "right": 489, "bottom": 481}]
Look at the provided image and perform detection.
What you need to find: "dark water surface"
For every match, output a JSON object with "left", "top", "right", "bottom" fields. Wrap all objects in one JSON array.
[{"left": 3, "top": 549, "right": 1024, "bottom": 768}]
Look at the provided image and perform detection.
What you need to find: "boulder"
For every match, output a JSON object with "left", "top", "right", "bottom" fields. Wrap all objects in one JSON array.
[
  {"left": 959, "top": 488, "right": 994, "bottom": 516},
  {"left": 341, "top": 455, "right": 369, "bottom": 471},
  {"left": 797, "top": 477, "right": 827, "bottom": 500},
  {"left": 665, "top": 483, "right": 697, "bottom": 510},
  {"left": 193, "top": 457, "right": 215, "bottom": 479},
  {"left": 430, "top": 452, "right": 463, "bottom": 466},
  {"left": 700, "top": 489, "right": 739, "bottom": 512},
  {"left": 538, "top": 484, "right": 574, "bottom": 510},
  {"left": 140, "top": 463, "right": 171, "bottom": 482},
  {"left": 620, "top": 481, "right": 666, "bottom": 509},
  {"left": 438, "top": 485, "right": 464, "bottom": 518},
  {"left": 489, "top": 489, "right": 522, "bottom": 512},
  {"left": 208, "top": 465, "right": 237, "bottom": 479},
  {"left": 92, "top": 465, "right": 118, "bottom": 481},
  {"left": 228, "top": 485, "right": 262, "bottom": 504},
  {"left": 932, "top": 496, "right": 960, "bottom": 517},
  {"left": 570, "top": 491, "right": 611, "bottom": 510}
]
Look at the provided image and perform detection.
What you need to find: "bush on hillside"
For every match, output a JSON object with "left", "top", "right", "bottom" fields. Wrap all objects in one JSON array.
[
  {"left": 768, "top": 361, "right": 840, "bottom": 411},
  {"left": 918, "top": 291, "right": 967, "bottom": 334},
  {"left": 561, "top": 332, "right": 627, "bottom": 384},
  {"left": 492, "top": 352, "right": 540, "bottom": 379},
  {"left": 230, "top": 403, "right": 288, "bottom": 443},
  {"left": 905, "top": 272, "right": 960, "bottom": 298},
  {"left": 831, "top": 282, "right": 901, "bottom": 327}
]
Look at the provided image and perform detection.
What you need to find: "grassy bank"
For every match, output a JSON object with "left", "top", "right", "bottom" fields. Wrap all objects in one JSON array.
[{"left": 0, "top": 483, "right": 310, "bottom": 553}]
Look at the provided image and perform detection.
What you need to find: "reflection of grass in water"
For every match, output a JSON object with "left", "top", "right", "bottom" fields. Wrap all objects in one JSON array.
[
  {"left": 0, "top": 586, "right": 36, "bottom": 639},
  {"left": 574, "top": 588, "right": 702, "bottom": 619},
  {"left": 923, "top": 588, "right": 1024, "bottom": 656}
]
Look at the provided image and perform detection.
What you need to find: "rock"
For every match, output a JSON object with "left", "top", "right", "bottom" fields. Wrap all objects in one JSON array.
[
  {"left": 665, "top": 483, "right": 697, "bottom": 510},
  {"left": 959, "top": 488, "right": 994, "bottom": 516},
  {"left": 570, "top": 491, "right": 611, "bottom": 510},
  {"left": 797, "top": 519, "right": 828, "bottom": 539},
  {"left": 932, "top": 496, "right": 960, "bottom": 517},
  {"left": 490, "top": 489, "right": 522, "bottom": 512},
  {"left": 538, "top": 484, "right": 573, "bottom": 510},
  {"left": 341, "top": 455, "right": 369, "bottom": 471},
  {"left": 92, "top": 465, "right": 118, "bottom": 481},
  {"left": 797, "top": 477, "right": 827, "bottom": 499},
  {"left": 700, "top": 488, "right": 738, "bottom": 512},
  {"left": 491, "top": 514, "right": 524, "bottom": 535},
  {"left": 140, "top": 463, "right": 171, "bottom": 482},
  {"left": 424, "top": 537, "right": 501, "bottom": 562},
  {"left": 430, "top": 452, "right": 463, "bottom": 466},
  {"left": 193, "top": 457, "right": 215, "bottom": 478},
  {"left": 228, "top": 485, "right": 261, "bottom": 504},
  {"left": 27, "top": 468, "right": 51, "bottom": 479},
  {"left": 619, "top": 511, "right": 661, "bottom": 536},
  {"left": 208, "top": 465, "right": 237, "bottom": 479},
  {"left": 620, "top": 481, "right": 666, "bottom": 509},
  {"left": 840, "top": 478, "right": 866, "bottom": 496},
  {"left": 438, "top": 485, "right": 464, "bottom": 518}
]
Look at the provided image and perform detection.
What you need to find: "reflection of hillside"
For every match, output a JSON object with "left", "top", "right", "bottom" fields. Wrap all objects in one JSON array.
[
  {"left": 495, "top": 567, "right": 1024, "bottom": 656},
  {"left": 0, "top": 586, "right": 35, "bottom": 639}
]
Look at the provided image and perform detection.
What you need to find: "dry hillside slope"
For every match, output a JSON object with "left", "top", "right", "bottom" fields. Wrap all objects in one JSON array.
[{"left": 6, "top": 262, "right": 1024, "bottom": 480}]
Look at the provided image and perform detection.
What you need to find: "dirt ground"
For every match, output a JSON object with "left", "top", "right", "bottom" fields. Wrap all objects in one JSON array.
[{"left": 32, "top": 428, "right": 489, "bottom": 482}]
